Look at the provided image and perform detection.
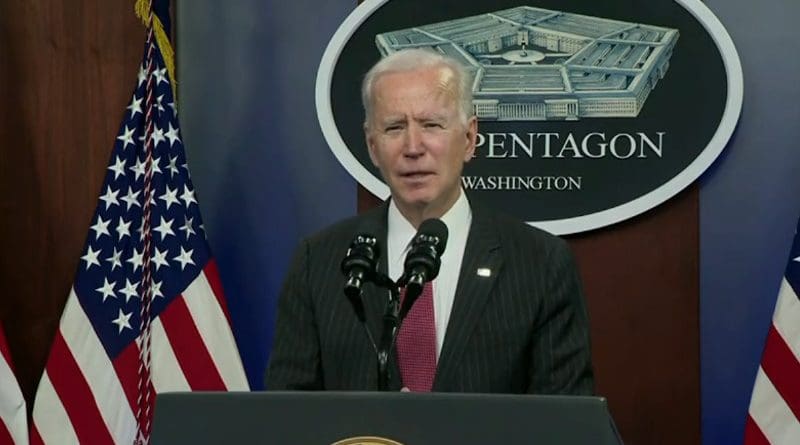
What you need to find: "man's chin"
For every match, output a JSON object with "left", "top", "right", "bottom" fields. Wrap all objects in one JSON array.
[{"left": 392, "top": 192, "right": 432, "bottom": 207}]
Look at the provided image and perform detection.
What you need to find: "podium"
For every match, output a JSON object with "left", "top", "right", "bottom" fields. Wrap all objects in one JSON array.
[{"left": 151, "top": 391, "right": 622, "bottom": 445}]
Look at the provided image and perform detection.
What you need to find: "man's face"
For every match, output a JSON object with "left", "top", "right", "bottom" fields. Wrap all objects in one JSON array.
[{"left": 365, "top": 65, "right": 477, "bottom": 221}]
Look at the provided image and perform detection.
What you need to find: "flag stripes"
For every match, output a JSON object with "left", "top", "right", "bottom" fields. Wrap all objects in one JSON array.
[
  {"left": 158, "top": 296, "right": 227, "bottom": 390},
  {"left": 30, "top": 375, "right": 80, "bottom": 445},
  {"left": 149, "top": 318, "right": 191, "bottom": 392},
  {"left": 48, "top": 332, "right": 119, "bottom": 444},
  {"left": 761, "top": 326, "right": 800, "bottom": 420},
  {"left": 0, "top": 323, "right": 27, "bottom": 445},
  {"left": 744, "top": 415, "right": 770, "bottom": 445},
  {"left": 745, "top": 229, "right": 800, "bottom": 445}
]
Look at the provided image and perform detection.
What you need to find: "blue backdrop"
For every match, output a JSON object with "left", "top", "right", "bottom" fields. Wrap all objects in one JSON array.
[
  {"left": 176, "top": 0, "right": 356, "bottom": 389},
  {"left": 178, "top": 1, "right": 800, "bottom": 443},
  {"left": 701, "top": 0, "right": 800, "bottom": 442}
]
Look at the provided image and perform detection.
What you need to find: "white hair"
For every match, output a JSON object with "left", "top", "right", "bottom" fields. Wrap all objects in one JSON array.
[{"left": 361, "top": 48, "right": 474, "bottom": 127}]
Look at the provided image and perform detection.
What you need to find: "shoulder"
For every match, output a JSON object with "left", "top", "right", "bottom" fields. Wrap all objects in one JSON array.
[
  {"left": 472, "top": 199, "right": 569, "bottom": 256},
  {"left": 302, "top": 203, "right": 387, "bottom": 250}
]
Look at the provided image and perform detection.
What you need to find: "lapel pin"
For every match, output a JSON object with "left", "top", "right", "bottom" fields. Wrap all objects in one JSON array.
[{"left": 477, "top": 268, "right": 491, "bottom": 277}]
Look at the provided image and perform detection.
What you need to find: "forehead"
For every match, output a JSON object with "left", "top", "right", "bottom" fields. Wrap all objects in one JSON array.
[{"left": 371, "top": 65, "right": 458, "bottom": 111}]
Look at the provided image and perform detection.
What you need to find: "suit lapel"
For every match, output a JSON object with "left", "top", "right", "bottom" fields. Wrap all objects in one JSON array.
[{"left": 433, "top": 204, "right": 503, "bottom": 390}]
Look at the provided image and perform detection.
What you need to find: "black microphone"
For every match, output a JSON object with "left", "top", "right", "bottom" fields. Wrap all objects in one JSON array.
[
  {"left": 341, "top": 233, "right": 380, "bottom": 322},
  {"left": 399, "top": 218, "right": 448, "bottom": 318}
]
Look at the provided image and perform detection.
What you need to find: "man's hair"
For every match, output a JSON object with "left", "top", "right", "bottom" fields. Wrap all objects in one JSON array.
[{"left": 361, "top": 48, "right": 474, "bottom": 127}]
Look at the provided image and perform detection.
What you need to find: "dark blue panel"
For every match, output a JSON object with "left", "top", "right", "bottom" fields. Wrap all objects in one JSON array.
[
  {"left": 177, "top": 0, "right": 356, "bottom": 389},
  {"left": 700, "top": 1, "right": 800, "bottom": 444}
]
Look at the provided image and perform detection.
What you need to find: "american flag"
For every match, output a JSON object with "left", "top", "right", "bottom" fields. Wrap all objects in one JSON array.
[
  {"left": 0, "top": 321, "right": 27, "bottom": 445},
  {"left": 744, "top": 218, "right": 800, "bottom": 444},
  {"left": 29, "top": 6, "right": 249, "bottom": 445}
]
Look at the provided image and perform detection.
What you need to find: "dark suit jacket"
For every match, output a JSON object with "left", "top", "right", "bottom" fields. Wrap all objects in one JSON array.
[{"left": 266, "top": 199, "right": 594, "bottom": 394}]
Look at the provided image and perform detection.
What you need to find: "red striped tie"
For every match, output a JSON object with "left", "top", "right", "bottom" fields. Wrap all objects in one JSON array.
[{"left": 396, "top": 281, "right": 437, "bottom": 392}]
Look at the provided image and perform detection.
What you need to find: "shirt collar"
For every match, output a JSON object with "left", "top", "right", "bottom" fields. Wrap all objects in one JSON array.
[{"left": 387, "top": 191, "right": 472, "bottom": 265}]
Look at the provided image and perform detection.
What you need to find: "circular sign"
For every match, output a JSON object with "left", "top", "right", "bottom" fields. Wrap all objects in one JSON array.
[
  {"left": 332, "top": 436, "right": 405, "bottom": 445},
  {"left": 317, "top": 0, "right": 742, "bottom": 234}
]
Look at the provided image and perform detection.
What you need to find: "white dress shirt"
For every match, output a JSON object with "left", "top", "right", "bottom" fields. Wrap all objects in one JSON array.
[{"left": 386, "top": 191, "right": 472, "bottom": 359}]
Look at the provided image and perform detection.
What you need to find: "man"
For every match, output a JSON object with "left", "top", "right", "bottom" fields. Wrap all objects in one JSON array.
[{"left": 266, "top": 48, "right": 593, "bottom": 394}]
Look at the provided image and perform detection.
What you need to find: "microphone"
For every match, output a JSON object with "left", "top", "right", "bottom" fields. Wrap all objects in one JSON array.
[
  {"left": 341, "top": 232, "right": 380, "bottom": 322},
  {"left": 399, "top": 218, "right": 448, "bottom": 318}
]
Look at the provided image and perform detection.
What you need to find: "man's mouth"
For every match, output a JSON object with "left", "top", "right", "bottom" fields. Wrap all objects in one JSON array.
[{"left": 400, "top": 171, "right": 433, "bottom": 179}]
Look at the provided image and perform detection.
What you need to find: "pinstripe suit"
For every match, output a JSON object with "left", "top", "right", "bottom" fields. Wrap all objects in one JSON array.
[{"left": 265, "top": 199, "right": 594, "bottom": 394}]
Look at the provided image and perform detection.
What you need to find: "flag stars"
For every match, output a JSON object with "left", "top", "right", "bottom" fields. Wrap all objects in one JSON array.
[
  {"left": 166, "top": 155, "right": 180, "bottom": 178},
  {"left": 180, "top": 216, "right": 196, "bottom": 239},
  {"left": 96, "top": 278, "right": 117, "bottom": 302},
  {"left": 121, "top": 187, "right": 141, "bottom": 210},
  {"left": 156, "top": 94, "right": 165, "bottom": 113},
  {"left": 152, "top": 247, "right": 170, "bottom": 271},
  {"left": 181, "top": 185, "right": 197, "bottom": 208},
  {"left": 116, "top": 126, "right": 136, "bottom": 150},
  {"left": 90, "top": 216, "right": 111, "bottom": 240},
  {"left": 106, "top": 247, "right": 123, "bottom": 272},
  {"left": 159, "top": 186, "right": 181, "bottom": 210},
  {"left": 151, "top": 280, "right": 164, "bottom": 299},
  {"left": 153, "top": 217, "right": 175, "bottom": 241},
  {"left": 152, "top": 67, "right": 168, "bottom": 86},
  {"left": 130, "top": 157, "right": 146, "bottom": 181},
  {"left": 127, "top": 96, "right": 143, "bottom": 118},
  {"left": 107, "top": 156, "right": 126, "bottom": 181},
  {"left": 120, "top": 279, "right": 139, "bottom": 303},
  {"left": 151, "top": 156, "right": 163, "bottom": 176},
  {"left": 793, "top": 255, "right": 800, "bottom": 263},
  {"left": 127, "top": 247, "right": 143, "bottom": 273},
  {"left": 116, "top": 217, "right": 132, "bottom": 240},
  {"left": 137, "top": 64, "right": 148, "bottom": 87},
  {"left": 129, "top": 157, "right": 162, "bottom": 180},
  {"left": 174, "top": 247, "right": 195, "bottom": 271},
  {"left": 98, "top": 186, "right": 119, "bottom": 210},
  {"left": 81, "top": 245, "right": 102, "bottom": 270},
  {"left": 111, "top": 309, "right": 133, "bottom": 334},
  {"left": 165, "top": 122, "right": 181, "bottom": 148},
  {"left": 135, "top": 192, "right": 157, "bottom": 212},
  {"left": 150, "top": 125, "right": 166, "bottom": 148}
]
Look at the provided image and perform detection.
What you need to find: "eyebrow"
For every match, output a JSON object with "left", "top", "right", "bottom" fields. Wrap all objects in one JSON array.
[
  {"left": 380, "top": 116, "right": 407, "bottom": 127},
  {"left": 378, "top": 112, "right": 450, "bottom": 127}
]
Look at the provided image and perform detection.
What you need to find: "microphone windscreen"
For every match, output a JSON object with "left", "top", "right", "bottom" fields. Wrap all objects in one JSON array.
[{"left": 417, "top": 218, "right": 448, "bottom": 255}]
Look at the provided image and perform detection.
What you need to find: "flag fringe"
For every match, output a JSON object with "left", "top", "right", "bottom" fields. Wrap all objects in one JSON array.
[{"left": 134, "top": 0, "right": 177, "bottom": 95}]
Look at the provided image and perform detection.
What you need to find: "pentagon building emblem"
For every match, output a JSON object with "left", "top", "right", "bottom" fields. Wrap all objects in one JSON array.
[
  {"left": 319, "top": 0, "right": 742, "bottom": 234},
  {"left": 375, "top": 7, "right": 679, "bottom": 121}
]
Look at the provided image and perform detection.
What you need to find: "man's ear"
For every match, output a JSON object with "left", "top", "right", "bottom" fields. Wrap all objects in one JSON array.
[
  {"left": 365, "top": 123, "right": 379, "bottom": 167},
  {"left": 463, "top": 116, "right": 478, "bottom": 162}
]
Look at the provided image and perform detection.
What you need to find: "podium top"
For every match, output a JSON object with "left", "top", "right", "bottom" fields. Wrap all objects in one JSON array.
[{"left": 151, "top": 391, "right": 622, "bottom": 445}]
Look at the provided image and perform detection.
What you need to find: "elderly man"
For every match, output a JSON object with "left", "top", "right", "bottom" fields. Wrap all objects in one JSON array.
[{"left": 266, "top": 48, "right": 593, "bottom": 394}]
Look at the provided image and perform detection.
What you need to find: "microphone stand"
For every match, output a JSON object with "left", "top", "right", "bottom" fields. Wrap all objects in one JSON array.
[
  {"left": 347, "top": 273, "right": 426, "bottom": 391},
  {"left": 373, "top": 273, "right": 426, "bottom": 391},
  {"left": 371, "top": 272, "right": 401, "bottom": 391}
]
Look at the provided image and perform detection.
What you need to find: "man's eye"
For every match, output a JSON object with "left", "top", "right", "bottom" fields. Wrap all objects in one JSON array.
[{"left": 424, "top": 122, "right": 443, "bottom": 129}]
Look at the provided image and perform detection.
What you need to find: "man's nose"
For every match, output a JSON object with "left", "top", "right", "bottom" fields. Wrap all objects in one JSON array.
[{"left": 403, "top": 124, "right": 424, "bottom": 157}]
